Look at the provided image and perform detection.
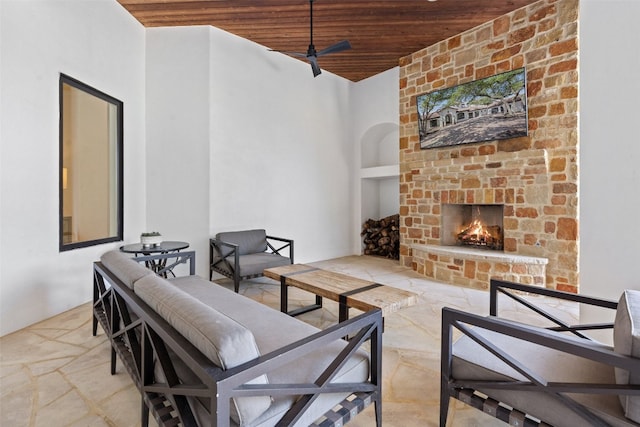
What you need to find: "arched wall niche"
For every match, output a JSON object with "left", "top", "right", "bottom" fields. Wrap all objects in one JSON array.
[{"left": 361, "top": 122, "right": 399, "bottom": 168}]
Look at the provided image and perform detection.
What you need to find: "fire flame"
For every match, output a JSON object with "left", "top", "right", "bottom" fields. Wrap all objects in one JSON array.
[
  {"left": 462, "top": 219, "right": 491, "bottom": 239},
  {"left": 457, "top": 219, "right": 503, "bottom": 250}
]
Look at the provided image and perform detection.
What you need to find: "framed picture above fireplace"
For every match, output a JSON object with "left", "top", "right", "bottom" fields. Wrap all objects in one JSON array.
[{"left": 417, "top": 67, "right": 527, "bottom": 149}]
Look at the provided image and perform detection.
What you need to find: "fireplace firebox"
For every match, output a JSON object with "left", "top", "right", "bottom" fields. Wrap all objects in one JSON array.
[{"left": 442, "top": 204, "right": 504, "bottom": 250}]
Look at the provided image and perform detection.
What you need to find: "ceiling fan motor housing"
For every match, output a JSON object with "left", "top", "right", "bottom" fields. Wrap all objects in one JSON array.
[{"left": 272, "top": 0, "right": 351, "bottom": 77}]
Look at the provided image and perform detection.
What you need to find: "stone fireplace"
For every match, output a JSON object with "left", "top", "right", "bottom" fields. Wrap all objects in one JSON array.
[
  {"left": 406, "top": 183, "right": 549, "bottom": 290},
  {"left": 397, "top": 0, "right": 579, "bottom": 292}
]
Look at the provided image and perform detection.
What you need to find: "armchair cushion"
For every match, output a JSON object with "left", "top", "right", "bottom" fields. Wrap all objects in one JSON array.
[
  {"left": 216, "top": 229, "right": 267, "bottom": 257},
  {"left": 614, "top": 289, "right": 640, "bottom": 422},
  {"left": 237, "top": 253, "right": 292, "bottom": 277},
  {"left": 135, "top": 274, "right": 271, "bottom": 426}
]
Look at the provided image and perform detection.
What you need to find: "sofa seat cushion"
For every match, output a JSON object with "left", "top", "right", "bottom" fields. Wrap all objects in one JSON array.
[
  {"left": 134, "top": 274, "right": 271, "bottom": 426},
  {"left": 170, "top": 276, "right": 371, "bottom": 427},
  {"left": 452, "top": 326, "right": 635, "bottom": 427},
  {"left": 100, "top": 250, "right": 153, "bottom": 289},
  {"left": 614, "top": 289, "right": 640, "bottom": 422},
  {"left": 235, "top": 253, "right": 292, "bottom": 277},
  {"left": 217, "top": 229, "right": 268, "bottom": 256}
]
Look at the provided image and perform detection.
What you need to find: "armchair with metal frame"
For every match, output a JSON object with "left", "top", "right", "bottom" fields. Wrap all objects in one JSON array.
[
  {"left": 209, "top": 229, "right": 294, "bottom": 292},
  {"left": 440, "top": 279, "right": 640, "bottom": 427}
]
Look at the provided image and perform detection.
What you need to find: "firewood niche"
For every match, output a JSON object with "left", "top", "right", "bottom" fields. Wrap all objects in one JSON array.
[{"left": 361, "top": 214, "right": 400, "bottom": 259}]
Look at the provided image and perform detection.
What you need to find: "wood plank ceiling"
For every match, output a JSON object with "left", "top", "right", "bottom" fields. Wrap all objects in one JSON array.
[{"left": 118, "top": 0, "right": 538, "bottom": 82}]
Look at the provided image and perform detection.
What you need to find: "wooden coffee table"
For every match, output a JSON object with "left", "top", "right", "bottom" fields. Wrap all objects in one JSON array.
[{"left": 263, "top": 264, "right": 418, "bottom": 323}]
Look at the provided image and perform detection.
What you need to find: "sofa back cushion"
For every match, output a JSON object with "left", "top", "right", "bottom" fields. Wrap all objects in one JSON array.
[
  {"left": 614, "top": 289, "right": 640, "bottom": 422},
  {"left": 134, "top": 274, "right": 271, "bottom": 426},
  {"left": 100, "top": 250, "right": 153, "bottom": 289},
  {"left": 216, "top": 229, "right": 267, "bottom": 256}
]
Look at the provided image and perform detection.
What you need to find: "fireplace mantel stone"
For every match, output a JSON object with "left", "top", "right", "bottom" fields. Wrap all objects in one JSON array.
[
  {"left": 411, "top": 244, "right": 548, "bottom": 290},
  {"left": 414, "top": 244, "right": 548, "bottom": 265}
]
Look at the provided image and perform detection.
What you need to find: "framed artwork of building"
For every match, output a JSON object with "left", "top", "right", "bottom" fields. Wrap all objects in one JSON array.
[{"left": 417, "top": 67, "right": 528, "bottom": 149}]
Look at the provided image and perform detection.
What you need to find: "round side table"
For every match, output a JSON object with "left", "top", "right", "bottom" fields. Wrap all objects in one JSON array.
[{"left": 120, "top": 241, "right": 189, "bottom": 277}]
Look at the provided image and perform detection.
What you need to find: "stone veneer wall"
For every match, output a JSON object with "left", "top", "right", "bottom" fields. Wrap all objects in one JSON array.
[{"left": 398, "top": 0, "right": 579, "bottom": 292}]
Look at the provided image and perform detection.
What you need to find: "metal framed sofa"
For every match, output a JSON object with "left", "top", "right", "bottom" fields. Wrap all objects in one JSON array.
[
  {"left": 210, "top": 229, "right": 294, "bottom": 292},
  {"left": 93, "top": 249, "right": 382, "bottom": 427},
  {"left": 441, "top": 279, "right": 640, "bottom": 427}
]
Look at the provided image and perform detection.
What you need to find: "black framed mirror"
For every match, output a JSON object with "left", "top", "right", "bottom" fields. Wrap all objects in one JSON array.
[{"left": 59, "top": 74, "right": 123, "bottom": 251}]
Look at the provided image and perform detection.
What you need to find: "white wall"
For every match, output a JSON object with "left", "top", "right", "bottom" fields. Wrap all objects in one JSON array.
[
  {"left": 208, "top": 26, "right": 354, "bottom": 262},
  {"left": 146, "top": 25, "right": 354, "bottom": 269},
  {"left": 0, "top": 0, "right": 146, "bottom": 336},
  {"left": 146, "top": 27, "right": 211, "bottom": 277},
  {"left": 579, "top": 0, "right": 640, "bottom": 326}
]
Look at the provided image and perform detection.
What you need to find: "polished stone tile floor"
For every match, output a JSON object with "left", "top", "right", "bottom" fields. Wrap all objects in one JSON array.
[{"left": 1, "top": 255, "right": 578, "bottom": 426}]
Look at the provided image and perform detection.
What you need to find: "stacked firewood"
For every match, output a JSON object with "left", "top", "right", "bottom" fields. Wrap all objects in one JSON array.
[{"left": 361, "top": 214, "right": 400, "bottom": 260}]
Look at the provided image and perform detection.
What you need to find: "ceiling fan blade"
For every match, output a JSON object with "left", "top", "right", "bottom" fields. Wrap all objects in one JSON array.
[
  {"left": 308, "top": 55, "right": 322, "bottom": 77},
  {"left": 317, "top": 40, "right": 351, "bottom": 57}
]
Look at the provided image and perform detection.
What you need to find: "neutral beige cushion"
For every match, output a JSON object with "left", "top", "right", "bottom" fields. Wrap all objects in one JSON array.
[
  {"left": 614, "top": 289, "right": 640, "bottom": 422},
  {"left": 134, "top": 274, "right": 271, "bottom": 426},
  {"left": 100, "top": 250, "right": 152, "bottom": 289}
]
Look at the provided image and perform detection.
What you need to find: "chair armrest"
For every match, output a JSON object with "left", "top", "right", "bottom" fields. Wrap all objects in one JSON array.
[
  {"left": 489, "top": 279, "right": 618, "bottom": 339},
  {"left": 443, "top": 306, "right": 638, "bottom": 373},
  {"left": 266, "top": 235, "right": 294, "bottom": 263},
  {"left": 210, "top": 238, "right": 240, "bottom": 258},
  {"left": 210, "top": 239, "right": 241, "bottom": 280},
  {"left": 210, "top": 239, "right": 240, "bottom": 264}
]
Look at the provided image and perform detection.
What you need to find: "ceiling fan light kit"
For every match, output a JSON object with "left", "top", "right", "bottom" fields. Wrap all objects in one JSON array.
[{"left": 270, "top": 0, "right": 351, "bottom": 77}]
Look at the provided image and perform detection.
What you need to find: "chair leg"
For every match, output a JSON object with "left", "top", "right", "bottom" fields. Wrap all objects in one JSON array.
[
  {"left": 439, "top": 390, "right": 450, "bottom": 427},
  {"left": 111, "top": 347, "right": 117, "bottom": 375},
  {"left": 141, "top": 397, "right": 149, "bottom": 427},
  {"left": 374, "top": 396, "right": 382, "bottom": 427},
  {"left": 92, "top": 314, "right": 98, "bottom": 336},
  {"left": 234, "top": 277, "right": 240, "bottom": 293}
]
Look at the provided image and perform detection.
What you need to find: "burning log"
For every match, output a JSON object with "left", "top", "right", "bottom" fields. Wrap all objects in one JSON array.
[
  {"left": 456, "top": 220, "right": 503, "bottom": 250},
  {"left": 361, "top": 214, "right": 400, "bottom": 259}
]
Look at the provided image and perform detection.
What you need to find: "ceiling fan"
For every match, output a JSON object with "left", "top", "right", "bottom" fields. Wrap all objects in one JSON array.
[{"left": 270, "top": 0, "right": 351, "bottom": 77}]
